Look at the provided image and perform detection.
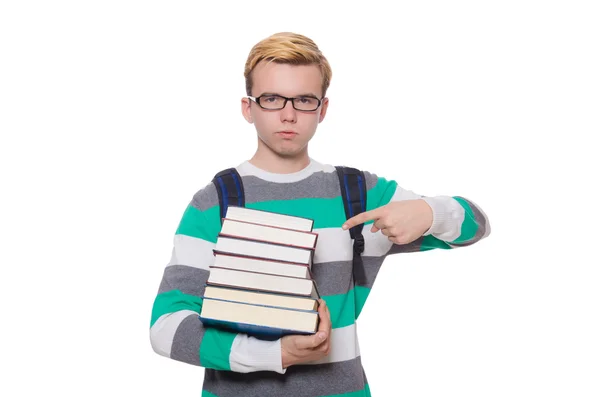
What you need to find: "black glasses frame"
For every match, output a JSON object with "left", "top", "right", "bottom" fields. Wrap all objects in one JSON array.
[{"left": 248, "top": 94, "right": 323, "bottom": 111}]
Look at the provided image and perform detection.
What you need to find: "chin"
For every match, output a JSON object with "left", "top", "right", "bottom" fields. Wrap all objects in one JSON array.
[
  {"left": 274, "top": 148, "right": 303, "bottom": 158},
  {"left": 271, "top": 144, "right": 306, "bottom": 158}
]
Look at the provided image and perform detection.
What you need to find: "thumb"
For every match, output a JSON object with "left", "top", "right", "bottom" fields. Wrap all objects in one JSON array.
[
  {"left": 295, "top": 332, "right": 327, "bottom": 350},
  {"left": 312, "top": 331, "right": 328, "bottom": 347}
]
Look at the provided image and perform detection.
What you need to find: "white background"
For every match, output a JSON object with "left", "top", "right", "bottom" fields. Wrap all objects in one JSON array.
[{"left": 1, "top": 1, "right": 599, "bottom": 396}]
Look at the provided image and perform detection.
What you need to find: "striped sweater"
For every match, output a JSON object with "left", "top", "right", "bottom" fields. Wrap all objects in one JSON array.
[{"left": 149, "top": 158, "right": 490, "bottom": 397}]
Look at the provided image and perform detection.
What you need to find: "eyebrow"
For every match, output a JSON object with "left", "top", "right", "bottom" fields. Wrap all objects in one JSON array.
[{"left": 260, "top": 92, "right": 320, "bottom": 98}]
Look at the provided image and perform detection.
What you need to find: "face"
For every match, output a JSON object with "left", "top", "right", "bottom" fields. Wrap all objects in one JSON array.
[{"left": 241, "top": 61, "right": 329, "bottom": 159}]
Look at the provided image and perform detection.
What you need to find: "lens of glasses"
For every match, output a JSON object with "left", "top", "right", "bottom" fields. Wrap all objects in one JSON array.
[{"left": 258, "top": 95, "right": 319, "bottom": 111}]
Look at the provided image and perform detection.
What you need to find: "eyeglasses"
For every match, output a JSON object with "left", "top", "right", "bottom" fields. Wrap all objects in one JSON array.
[{"left": 248, "top": 94, "right": 323, "bottom": 111}]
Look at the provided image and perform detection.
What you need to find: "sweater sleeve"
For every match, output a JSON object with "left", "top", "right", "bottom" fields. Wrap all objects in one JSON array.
[
  {"left": 149, "top": 195, "right": 286, "bottom": 374},
  {"left": 364, "top": 172, "right": 491, "bottom": 255}
]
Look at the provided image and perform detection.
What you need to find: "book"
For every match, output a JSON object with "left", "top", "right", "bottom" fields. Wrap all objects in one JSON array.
[
  {"left": 199, "top": 297, "right": 319, "bottom": 340},
  {"left": 207, "top": 266, "right": 320, "bottom": 299},
  {"left": 224, "top": 206, "right": 314, "bottom": 232},
  {"left": 214, "top": 236, "right": 313, "bottom": 266},
  {"left": 213, "top": 252, "right": 311, "bottom": 279},
  {"left": 203, "top": 285, "right": 319, "bottom": 311},
  {"left": 219, "top": 218, "right": 318, "bottom": 250}
]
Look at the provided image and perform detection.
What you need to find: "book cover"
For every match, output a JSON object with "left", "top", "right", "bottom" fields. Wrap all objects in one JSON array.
[
  {"left": 207, "top": 266, "right": 321, "bottom": 299},
  {"left": 213, "top": 236, "right": 314, "bottom": 267},
  {"left": 212, "top": 252, "right": 311, "bottom": 279},
  {"left": 224, "top": 206, "right": 315, "bottom": 232},
  {"left": 219, "top": 218, "right": 319, "bottom": 250},
  {"left": 199, "top": 297, "right": 319, "bottom": 340}
]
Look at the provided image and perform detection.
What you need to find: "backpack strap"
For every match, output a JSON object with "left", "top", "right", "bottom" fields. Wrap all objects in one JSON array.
[
  {"left": 335, "top": 166, "right": 368, "bottom": 286},
  {"left": 212, "top": 168, "right": 245, "bottom": 224}
]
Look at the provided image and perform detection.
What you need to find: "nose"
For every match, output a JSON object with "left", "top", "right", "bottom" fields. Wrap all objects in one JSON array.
[{"left": 280, "top": 99, "right": 297, "bottom": 123}]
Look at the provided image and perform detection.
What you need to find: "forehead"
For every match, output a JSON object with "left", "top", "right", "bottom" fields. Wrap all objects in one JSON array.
[{"left": 252, "top": 61, "right": 323, "bottom": 97}]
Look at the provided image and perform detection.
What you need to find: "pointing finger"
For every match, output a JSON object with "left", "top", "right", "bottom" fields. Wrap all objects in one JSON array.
[{"left": 342, "top": 207, "right": 382, "bottom": 230}]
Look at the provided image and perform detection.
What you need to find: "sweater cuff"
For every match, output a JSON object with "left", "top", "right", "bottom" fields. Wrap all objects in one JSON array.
[
  {"left": 255, "top": 338, "right": 287, "bottom": 374},
  {"left": 420, "top": 197, "right": 452, "bottom": 236},
  {"left": 229, "top": 335, "right": 287, "bottom": 374}
]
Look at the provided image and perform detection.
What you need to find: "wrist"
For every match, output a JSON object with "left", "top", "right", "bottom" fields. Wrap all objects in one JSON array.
[
  {"left": 419, "top": 197, "right": 437, "bottom": 235},
  {"left": 281, "top": 344, "right": 293, "bottom": 369}
]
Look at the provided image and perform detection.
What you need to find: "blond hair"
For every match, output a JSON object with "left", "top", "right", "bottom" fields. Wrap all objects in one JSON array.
[{"left": 244, "top": 32, "right": 332, "bottom": 97}]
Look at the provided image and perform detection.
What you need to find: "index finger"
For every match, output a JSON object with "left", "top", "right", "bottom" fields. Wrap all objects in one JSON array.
[{"left": 342, "top": 207, "right": 382, "bottom": 230}]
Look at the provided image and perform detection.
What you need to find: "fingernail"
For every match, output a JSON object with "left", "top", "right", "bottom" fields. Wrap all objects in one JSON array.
[{"left": 342, "top": 224, "right": 348, "bottom": 230}]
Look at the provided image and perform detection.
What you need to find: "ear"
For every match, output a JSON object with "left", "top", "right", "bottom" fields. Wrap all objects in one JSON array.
[
  {"left": 241, "top": 97, "right": 253, "bottom": 123},
  {"left": 318, "top": 97, "right": 329, "bottom": 123}
]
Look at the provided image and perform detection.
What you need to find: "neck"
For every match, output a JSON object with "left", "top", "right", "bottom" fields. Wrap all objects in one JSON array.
[{"left": 249, "top": 145, "right": 311, "bottom": 174}]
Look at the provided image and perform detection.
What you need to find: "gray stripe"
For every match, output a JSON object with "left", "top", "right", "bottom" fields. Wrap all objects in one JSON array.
[
  {"left": 354, "top": 255, "right": 387, "bottom": 289},
  {"left": 158, "top": 265, "right": 209, "bottom": 297},
  {"left": 305, "top": 254, "right": 385, "bottom": 295},
  {"left": 161, "top": 262, "right": 359, "bottom": 299},
  {"left": 311, "top": 260, "right": 353, "bottom": 296},
  {"left": 450, "top": 196, "right": 491, "bottom": 246},
  {"left": 203, "top": 356, "right": 367, "bottom": 397},
  {"left": 170, "top": 313, "right": 203, "bottom": 365},
  {"left": 386, "top": 237, "right": 425, "bottom": 255},
  {"left": 190, "top": 169, "right": 380, "bottom": 211},
  {"left": 191, "top": 182, "right": 219, "bottom": 211}
]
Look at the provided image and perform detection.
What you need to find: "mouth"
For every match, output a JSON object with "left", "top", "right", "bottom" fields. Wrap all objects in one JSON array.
[{"left": 276, "top": 131, "right": 297, "bottom": 138}]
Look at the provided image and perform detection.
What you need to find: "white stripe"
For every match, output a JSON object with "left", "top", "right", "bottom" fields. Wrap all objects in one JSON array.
[
  {"left": 150, "top": 310, "right": 197, "bottom": 357},
  {"left": 422, "top": 196, "right": 465, "bottom": 240},
  {"left": 313, "top": 227, "right": 353, "bottom": 263},
  {"left": 167, "top": 234, "right": 215, "bottom": 270},
  {"left": 313, "top": 226, "right": 392, "bottom": 261},
  {"left": 388, "top": 183, "right": 423, "bottom": 202},
  {"left": 362, "top": 225, "right": 393, "bottom": 257},
  {"left": 298, "top": 322, "right": 360, "bottom": 365}
]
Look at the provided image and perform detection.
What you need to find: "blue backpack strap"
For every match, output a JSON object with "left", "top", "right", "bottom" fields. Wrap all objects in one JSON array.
[
  {"left": 335, "top": 166, "right": 368, "bottom": 285},
  {"left": 212, "top": 168, "right": 245, "bottom": 224}
]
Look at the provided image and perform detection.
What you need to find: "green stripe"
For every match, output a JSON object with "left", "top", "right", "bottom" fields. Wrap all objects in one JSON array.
[
  {"left": 368, "top": 177, "right": 397, "bottom": 210},
  {"left": 331, "top": 383, "right": 371, "bottom": 397},
  {"left": 178, "top": 176, "right": 398, "bottom": 239},
  {"left": 150, "top": 290, "right": 202, "bottom": 327},
  {"left": 323, "top": 288, "right": 357, "bottom": 329},
  {"left": 199, "top": 327, "right": 236, "bottom": 370},
  {"left": 176, "top": 204, "right": 220, "bottom": 243},
  {"left": 247, "top": 197, "right": 347, "bottom": 229},
  {"left": 451, "top": 196, "right": 478, "bottom": 243},
  {"left": 420, "top": 235, "right": 452, "bottom": 251},
  {"left": 353, "top": 286, "right": 371, "bottom": 319},
  {"left": 201, "top": 391, "right": 219, "bottom": 397}
]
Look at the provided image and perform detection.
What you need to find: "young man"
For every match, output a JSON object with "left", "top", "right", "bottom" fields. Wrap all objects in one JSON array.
[{"left": 150, "top": 32, "right": 490, "bottom": 397}]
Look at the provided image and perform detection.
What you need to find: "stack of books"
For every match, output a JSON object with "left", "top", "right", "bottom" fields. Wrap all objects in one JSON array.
[{"left": 199, "top": 206, "right": 321, "bottom": 340}]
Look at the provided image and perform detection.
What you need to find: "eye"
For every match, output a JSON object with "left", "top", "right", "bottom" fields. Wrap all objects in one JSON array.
[{"left": 298, "top": 97, "right": 316, "bottom": 104}]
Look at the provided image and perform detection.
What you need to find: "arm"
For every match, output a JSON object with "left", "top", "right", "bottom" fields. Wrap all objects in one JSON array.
[
  {"left": 149, "top": 198, "right": 286, "bottom": 374},
  {"left": 345, "top": 172, "right": 490, "bottom": 254}
]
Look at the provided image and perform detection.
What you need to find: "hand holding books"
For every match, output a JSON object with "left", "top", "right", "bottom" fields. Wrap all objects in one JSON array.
[{"left": 281, "top": 298, "right": 332, "bottom": 368}]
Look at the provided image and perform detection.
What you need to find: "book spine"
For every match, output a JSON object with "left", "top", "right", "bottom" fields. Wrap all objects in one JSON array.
[
  {"left": 213, "top": 252, "right": 309, "bottom": 268},
  {"left": 212, "top": 249, "right": 310, "bottom": 266},
  {"left": 201, "top": 296, "right": 318, "bottom": 313},
  {"left": 217, "top": 233, "right": 316, "bottom": 251}
]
